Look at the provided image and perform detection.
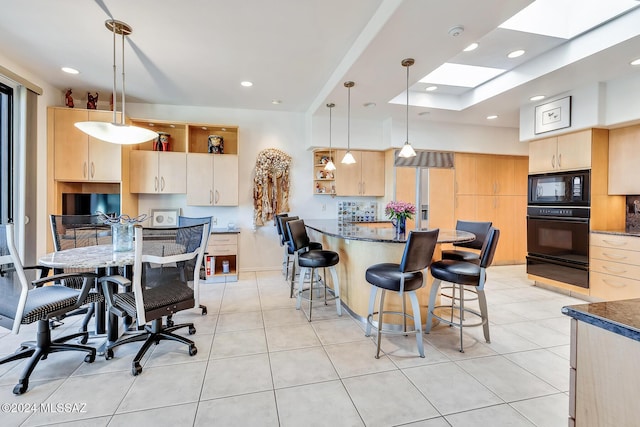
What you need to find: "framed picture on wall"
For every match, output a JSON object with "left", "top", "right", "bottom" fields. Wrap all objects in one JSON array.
[
  {"left": 534, "top": 96, "right": 571, "bottom": 134},
  {"left": 150, "top": 208, "right": 180, "bottom": 227}
]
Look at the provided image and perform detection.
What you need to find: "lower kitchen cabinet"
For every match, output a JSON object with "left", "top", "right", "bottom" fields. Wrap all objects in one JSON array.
[
  {"left": 590, "top": 232, "right": 640, "bottom": 300},
  {"left": 204, "top": 231, "right": 239, "bottom": 283}
]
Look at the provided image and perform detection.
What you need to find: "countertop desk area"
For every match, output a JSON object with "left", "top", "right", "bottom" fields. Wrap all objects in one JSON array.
[
  {"left": 304, "top": 219, "right": 474, "bottom": 323},
  {"left": 563, "top": 299, "right": 640, "bottom": 426}
]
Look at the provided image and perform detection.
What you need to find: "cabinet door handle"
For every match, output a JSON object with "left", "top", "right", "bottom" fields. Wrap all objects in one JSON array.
[
  {"left": 83, "top": 161, "right": 88, "bottom": 178},
  {"left": 155, "top": 177, "right": 158, "bottom": 192},
  {"left": 551, "top": 155, "right": 555, "bottom": 168},
  {"left": 362, "top": 182, "right": 365, "bottom": 195},
  {"left": 602, "top": 265, "right": 627, "bottom": 274},
  {"left": 210, "top": 190, "right": 213, "bottom": 204},
  {"left": 90, "top": 162, "right": 95, "bottom": 179},
  {"left": 602, "top": 252, "right": 628, "bottom": 261},
  {"left": 602, "top": 278, "right": 626, "bottom": 288},
  {"left": 603, "top": 239, "right": 627, "bottom": 247},
  {"left": 215, "top": 190, "right": 219, "bottom": 204},
  {"left": 161, "top": 177, "right": 165, "bottom": 191},
  {"left": 558, "top": 153, "right": 562, "bottom": 168}
]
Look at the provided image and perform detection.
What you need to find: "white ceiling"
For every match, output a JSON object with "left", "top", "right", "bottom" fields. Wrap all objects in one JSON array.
[{"left": 1, "top": 0, "right": 639, "bottom": 129}]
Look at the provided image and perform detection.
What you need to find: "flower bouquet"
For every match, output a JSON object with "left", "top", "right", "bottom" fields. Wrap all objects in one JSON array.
[{"left": 385, "top": 201, "right": 415, "bottom": 234}]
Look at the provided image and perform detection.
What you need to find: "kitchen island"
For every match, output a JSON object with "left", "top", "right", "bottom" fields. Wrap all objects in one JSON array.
[
  {"left": 562, "top": 299, "right": 640, "bottom": 426},
  {"left": 304, "top": 219, "right": 473, "bottom": 323}
]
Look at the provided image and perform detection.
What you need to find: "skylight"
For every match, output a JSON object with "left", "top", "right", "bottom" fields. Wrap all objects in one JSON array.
[
  {"left": 419, "top": 63, "right": 506, "bottom": 88},
  {"left": 499, "top": 0, "right": 640, "bottom": 39}
]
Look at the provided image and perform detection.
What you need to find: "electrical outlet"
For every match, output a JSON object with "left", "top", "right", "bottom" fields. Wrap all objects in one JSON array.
[{"left": 212, "top": 217, "right": 217, "bottom": 225}]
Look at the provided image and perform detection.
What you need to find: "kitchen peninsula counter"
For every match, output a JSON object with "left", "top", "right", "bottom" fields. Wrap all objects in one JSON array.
[
  {"left": 562, "top": 299, "right": 640, "bottom": 426},
  {"left": 303, "top": 219, "right": 473, "bottom": 322}
]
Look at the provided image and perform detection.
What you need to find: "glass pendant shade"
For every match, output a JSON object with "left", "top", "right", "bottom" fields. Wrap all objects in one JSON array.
[
  {"left": 324, "top": 159, "right": 337, "bottom": 171},
  {"left": 398, "top": 141, "right": 417, "bottom": 158},
  {"left": 341, "top": 151, "right": 356, "bottom": 164},
  {"left": 341, "top": 81, "right": 356, "bottom": 164},
  {"left": 400, "top": 58, "right": 417, "bottom": 157},
  {"left": 75, "top": 19, "right": 158, "bottom": 145},
  {"left": 325, "top": 102, "right": 337, "bottom": 171}
]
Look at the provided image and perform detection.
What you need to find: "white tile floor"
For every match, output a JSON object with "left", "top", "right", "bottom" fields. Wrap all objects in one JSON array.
[{"left": 0, "top": 265, "right": 585, "bottom": 426}]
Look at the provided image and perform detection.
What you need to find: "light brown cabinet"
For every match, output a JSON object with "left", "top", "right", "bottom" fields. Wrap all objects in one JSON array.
[
  {"left": 334, "top": 150, "right": 384, "bottom": 196},
  {"left": 53, "top": 108, "right": 122, "bottom": 182},
  {"left": 129, "top": 151, "right": 186, "bottom": 194},
  {"left": 608, "top": 124, "right": 640, "bottom": 195},
  {"left": 528, "top": 130, "right": 591, "bottom": 173},
  {"left": 204, "top": 232, "right": 239, "bottom": 283},
  {"left": 186, "top": 153, "right": 238, "bottom": 206},
  {"left": 590, "top": 233, "right": 640, "bottom": 300}
]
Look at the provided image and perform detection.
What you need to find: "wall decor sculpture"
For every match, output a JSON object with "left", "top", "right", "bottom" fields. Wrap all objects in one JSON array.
[{"left": 253, "top": 148, "right": 291, "bottom": 226}]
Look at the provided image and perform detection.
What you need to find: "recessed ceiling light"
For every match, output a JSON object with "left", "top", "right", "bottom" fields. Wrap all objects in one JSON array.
[
  {"left": 507, "top": 49, "right": 525, "bottom": 59},
  {"left": 418, "top": 111, "right": 430, "bottom": 116},
  {"left": 240, "top": 81, "right": 253, "bottom": 87},
  {"left": 61, "top": 67, "right": 79, "bottom": 74},
  {"left": 169, "top": 124, "right": 175, "bottom": 128},
  {"left": 363, "top": 102, "right": 376, "bottom": 108},
  {"left": 631, "top": 58, "right": 640, "bottom": 66},
  {"left": 463, "top": 42, "right": 479, "bottom": 52},
  {"left": 201, "top": 127, "right": 207, "bottom": 131},
  {"left": 420, "top": 63, "right": 506, "bottom": 88},
  {"left": 487, "top": 115, "right": 498, "bottom": 120},
  {"left": 148, "top": 123, "right": 155, "bottom": 127},
  {"left": 530, "top": 95, "right": 546, "bottom": 101},
  {"left": 272, "top": 99, "right": 282, "bottom": 104},
  {"left": 425, "top": 86, "right": 438, "bottom": 92}
]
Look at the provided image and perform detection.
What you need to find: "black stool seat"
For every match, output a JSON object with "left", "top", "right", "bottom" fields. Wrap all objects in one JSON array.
[
  {"left": 299, "top": 250, "right": 339, "bottom": 268},
  {"left": 366, "top": 263, "right": 423, "bottom": 292},
  {"left": 430, "top": 260, "right": 481, "bottom": 286},
  {"left": 441, "top": 249, "right": 480, "bottom": 264}
]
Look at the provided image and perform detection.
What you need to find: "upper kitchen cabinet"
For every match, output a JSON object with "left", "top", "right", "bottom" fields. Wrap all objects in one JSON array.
[
  {"left": 186, "top": 153, "right": 238, "bottom": 206},
  {"left": 129, "top": 150, "right": 186, "bottom": 194},
  {"left": 52, "top": 108, "right": 122, "bottom": 182},
  {"left": 608, "top": 124, "right": 640, "bottom": 195},
  {"left": 334, "top": 150, "right": 385, "bottom": 196},
  {"left": 529, "top": 130, "right": 592, "bottom": 173}
]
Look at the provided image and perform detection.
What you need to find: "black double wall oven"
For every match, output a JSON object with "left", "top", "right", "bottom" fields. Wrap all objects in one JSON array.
[{"left": 526, "top": 170, "right": 590, "bottom": 288}]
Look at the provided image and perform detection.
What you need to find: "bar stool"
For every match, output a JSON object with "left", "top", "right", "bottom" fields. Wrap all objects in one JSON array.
[
  {"left": 426, "top": 227, "right": 500, "bottom": 352},
  {"left": 441, "top": 220, "right": 492, "bottom": 265},
  {"left": 286, "top": 219, "right": 341, "bottom": 321},
  {"left": 279, "top": 215, "right": 322, "bottom": 297},
  {"left": 274, "top": 213, "right": 290, "bottom": 276},
  {"left": 364, "top": 229, "right": 439, "bottom": 359}
]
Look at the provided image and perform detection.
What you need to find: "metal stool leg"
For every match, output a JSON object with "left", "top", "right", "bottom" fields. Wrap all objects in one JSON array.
[
  {"left": 478, "top": 288, "right": 490, "bottom": 343},
  {"left": 375, "top": 290, "right": 386, "bottom": 359},
  {"left": 425, "top": 279, "right": 440, "bottom": 333},
  {"left": 458, "top": 284, "right": 465, "bottom": 353},
  {"left": 328, "top": 266, "right": 341, "bottom": 316},
  {"left": 408, "top": 291, "right": 424, "bottom": 358},
  {"left": 365, "top": 287, "right": 377, "bottom": 337}
]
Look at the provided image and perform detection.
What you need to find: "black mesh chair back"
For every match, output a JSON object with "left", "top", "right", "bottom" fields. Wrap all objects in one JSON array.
[
  {"left": 0, "top": 223, "right": 97, "bottom": 394},
  {"left": 50, "top": 214, "right": 112, "bottom": 251},
  {"left": 177, "top": 216, "right": 212, "bottom": 313},
  {"left": 452, "top": 220, "right": 492, "bottom": 250},
  {"left": 101, "top": 223, "right": 209, "bottom": 376}
]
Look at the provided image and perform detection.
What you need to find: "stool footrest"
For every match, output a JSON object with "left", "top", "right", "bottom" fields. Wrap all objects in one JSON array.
[
  {"left": 430, "top": 305, "right": 487, "bottom": 328},
  {"left": 366, "top": 311, "right": 421, "bottom": 336}
]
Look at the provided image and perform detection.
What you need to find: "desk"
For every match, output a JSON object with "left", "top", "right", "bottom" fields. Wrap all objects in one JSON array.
[{"left": 304, "top": 219, "right": 474, "bottom": 323}]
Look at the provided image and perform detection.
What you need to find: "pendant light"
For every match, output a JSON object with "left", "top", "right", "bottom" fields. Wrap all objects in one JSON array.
[
  {"left": 341, "top": 81, "right": 356, "bottom": 164},
  {"left": 75, "top": 20, "right": 158, "bottom": 145},
  {"left": 398, "top": 58, "right": 417, "bottom": 158},
  {"left": 324, "top": 103, "right": 337, "bottom": 171}
]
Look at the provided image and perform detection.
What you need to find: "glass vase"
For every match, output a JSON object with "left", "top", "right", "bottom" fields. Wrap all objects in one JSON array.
[{"left": 112, "top": 222, "right": 134, "bottom": 252}]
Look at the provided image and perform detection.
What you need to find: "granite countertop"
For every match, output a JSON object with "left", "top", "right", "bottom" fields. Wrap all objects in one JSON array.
[
  {"left": 304, "top": 219, "right": 474, "bottom": 244},
  {"left": 591, "top": 230, "right": 640, "bottom": 237},
  {"left": 562, "top": 299, "right": 640, "bottom": 341},
  {"left": 211, "top": 227, "right": 240, "bottom": 234}
]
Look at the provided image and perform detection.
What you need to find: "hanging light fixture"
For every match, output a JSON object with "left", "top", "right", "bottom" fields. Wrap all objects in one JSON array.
[
  {"left": 398, "top": 58, "right": 417, "bottom": 158},
  {"left": 75, "top": 20, "right": 158, "bottom": 145},
  {"left": 341, "top": 81, "right": 356, "bottom": 164},
  {"left": 325, "top": 103, "right": 337, "bottom": 171}
]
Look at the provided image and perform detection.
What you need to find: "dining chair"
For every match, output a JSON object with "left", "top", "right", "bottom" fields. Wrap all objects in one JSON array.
[
  {"left": 100, "top": 222, "right": 209, "bottom": 376},
  {"left": 0, "top": 223, "right": 98, "bottom": 395},
  {"left": 178, "top": 215, "right": 213, "bottom": 315},
  {"left": 49, "top": 214, "right": 110, "bottom": 339}
]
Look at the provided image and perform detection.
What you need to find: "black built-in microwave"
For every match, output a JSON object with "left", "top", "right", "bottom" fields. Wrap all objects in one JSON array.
[{"left": 528, "top": 170, "right": 590, "bottom": 206}]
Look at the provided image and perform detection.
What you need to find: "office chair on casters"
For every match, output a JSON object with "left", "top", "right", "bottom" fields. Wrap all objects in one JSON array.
[
  {"left": 49, "top": 214, "right": 109, "bottom": 341},
  {"left": 0, "top": 224, "right": 98, "bottom": 395},
  {"left": 100, "top": 223, "right": 208, "bottom": 376},
  {"left": 178, "top": 215, "right": 213, "bottom": 316}
]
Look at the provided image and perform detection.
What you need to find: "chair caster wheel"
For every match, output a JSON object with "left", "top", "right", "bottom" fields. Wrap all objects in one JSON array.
[
  {"left": 188, "top": 326, "right": 196, "bottom": 335},
  {"left": 201, "top": 307, "right": 207, "bottom": 315},
  {"left": 78, "top": 334, "right": 88, "bottom": 345},
  {"left": 105, "top": 349, "right": 114, "bottom": 360},
  {"left": 13, "top": 381, "right": 28, "bottom": 395},
  {"left": 84, "top": 353, "right": 95, "bottom": 363},
  {"left": 188, "top": 345, "right": 197, "bottom": 356},
  {"left": 166, "top": 319, "right": 174, "bottom": 328},
  {"left": 132, "top": 364, "right": 142, "bottom": 376}
]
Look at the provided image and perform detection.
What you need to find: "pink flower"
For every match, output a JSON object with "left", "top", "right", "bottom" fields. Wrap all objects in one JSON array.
[{"left": 385, "top": 201, "right": 416, "bottom": 220}]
